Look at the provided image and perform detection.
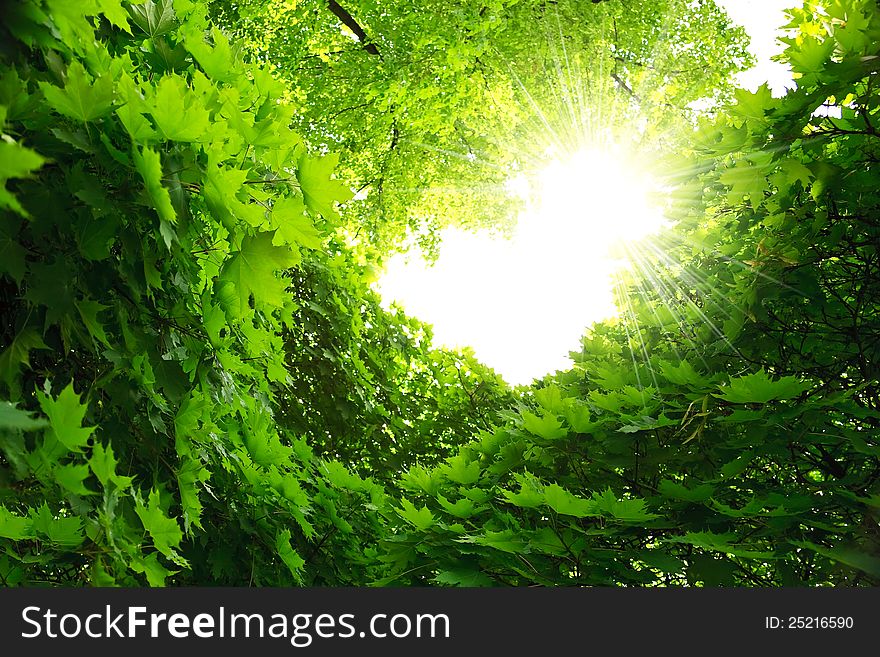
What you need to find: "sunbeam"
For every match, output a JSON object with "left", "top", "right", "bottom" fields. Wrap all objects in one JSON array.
[{"left": 377, "top": 139, "right": 668, "bottom": 385}]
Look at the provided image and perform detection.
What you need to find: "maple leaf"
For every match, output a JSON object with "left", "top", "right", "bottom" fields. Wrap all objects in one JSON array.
[
  {"left": 96, "top": 0, "right": 132, "bottom": 33},
  {"left": 29, "top": 503, "right": 84, "bottom": 547},
  {"left": 185, "top": 27, "right": 236, "bottom": 82},
  {"left": 715, "top": 368, "right": 812, "bottom": 404},
  {"left": 441, "top": 453, "right": 481, "bottom": 485},
  {"left": 147, "top": 75, "right": 211, "bottom": 142},
  {"left": 134, "top": 488, "right": 185, "bottom": 564},
  {"left": 296, "top": 151, "right": 354, "bottom": 221},
  {"left": 53, "top": 462, "right": 95, "bottom": 496},
  {"left": 133, "top": 145, "right": 176, "bottom": 247},
  {"left": 89, "top": 442, "right": 133, "bottom": 488},
  {"left": 544, "top": 483, "right": 597, "bottom": 518},
  {"left": 270, "top": 195, "right": 325, "bottom": 248},
  {"left": 276, "top": 529, "right": 305, "bottom": 582},
  {"left": 0, "top": 141, "right": 46, "bottom": 216},
  {"left": 0, "top": 328, "right": 49, "bottom": 391},
  {"left": 521, "top": 410, "right": 567, "bottom": 440},
  {"left": 39, "top": 60, "right": 114, "bottom": 122},
  {"left": 128, "top": 0, "right": 176, "bottom": 39},
  {"left": 75, "top": 299, "right": 111, "bottom": 347},
  {"left": 217, "top": 232, "right": 300, "bottom": 317},
  {"left": 0, "top": 402, "right": 49, "bottom": 432},
  {"left": 0, "top": 506, "right": 31, "bottom": 540},
  {"left": 397, "top": 498, "right": 435, "bottom": 530},
  {"left": 36, "top": 382, "right": 96, "bottom": 453}
]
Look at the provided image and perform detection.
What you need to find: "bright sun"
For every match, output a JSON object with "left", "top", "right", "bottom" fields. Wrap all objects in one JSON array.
[{"left": 376, "top": 145, "right": 667, "bottom": 385}]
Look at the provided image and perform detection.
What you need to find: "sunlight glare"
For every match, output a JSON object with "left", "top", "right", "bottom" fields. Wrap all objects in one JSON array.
[
  {"left": 376, "top": 145, "right": 667, "bottom": 385},
  {"left": 530, "top": 147, "right": 667, "bottom": 258}
]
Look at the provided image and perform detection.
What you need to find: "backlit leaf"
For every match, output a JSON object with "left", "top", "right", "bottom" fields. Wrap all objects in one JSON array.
[{"left": 36, "top": 382, "right": 96, "bottom": 453}]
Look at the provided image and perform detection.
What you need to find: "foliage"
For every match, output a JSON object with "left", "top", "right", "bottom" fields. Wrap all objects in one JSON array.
[
  {"left": 1, "top": 0, "right": 878, "bottom": 589},
  {"left": 0, "top": 0, "right": 396, "bottom": 586},
  {"left": 277, "top": 245, "right": 514, "bottom": 482},
  {"left": 209, "top": 0, "right": 753, "bottom": 255},
  {"left": 375, "top": 0, "right": 880, "bottom": 587}
]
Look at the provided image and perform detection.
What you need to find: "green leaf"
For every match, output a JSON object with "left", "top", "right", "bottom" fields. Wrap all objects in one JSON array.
[
  {"left": 442, "top": 453, "right": 481, "bottom": 485},
  {"left": 637, "top": 550, "right": 685, "bottom": 574},
  {"left": 590, "top": 488, "right": 659, "bottom": 522},
  {"left": 719, "top": 453, "right": 753, "bottom": 478},
  {"left": 75, "top": 299, "right": 111, "bottom": 347},
  {"left": 76, "top": 211, "right": 120, "bottom": 260},
  {"left": 792, "top": 541, "right": 880, "bottom": 578},
  {"left": 148, "top": 75, "right": 210, "bottom": 142},
  {"left": 243, "top": 425, "right": 292, "bottom": 469},
  {"left": 687, "top": 554, "right": 737, "bottom": 586},
  {"left": 131, "top": 552, "right": 174, "bottom": 587},
  {"left": 503, "top": 488, "right": 543, "bottom": 508},
  {"left": 178, "top": 458, "right": 209, "bottom": 532},
  {"left": 174, "top": 391, "right": 207, "bottom": 454},
  {"left": 133, "top": 146, "right": 177, "bottom": 238},
  {"left": 185, "top": 27, "right": 236, "bottom": 82},
  {"left": 134, "top": 488, "right": 185, "bottom": 564},
  {"left": 203, "top": 162, "right": 265, "bottom": 230},
  {"left": 783, "top": 35, "right": 834, "bottom": 76},
  {"left": 562, "top": 401, "right": 594, "bottom": 433},
  {"left": 276, "top": 529, "right": 306, "bottom": 582},
  {"left": 715, "top": 368, "right": 812, "bottom": 404},
  {"left": 270, "top": 195, "right": 324, "bottom": 249},
  {"left": 659, "top": 360, "right": 713, "bottom": 388},
  {"left": 667, "top": 531, "right": 773, "bottom": 559},
  {"left": 657, "top": 480, "right": 715, "bottom": 503},
  {"left": 296, "top": 151, "right": 353, "bottom": 221},
  {"left": 433, "top": 568, "right": 494, "bottom": 587},
  {"left": 0, "top": 142, "right": 46, "bottom": 216},
  {"left": 0, "top": 506, "right": 31, "bottom": 540},
  {"left": 29, "top": 503, "right": 84, "bottom": 547},
  {"left": 544, "top": 483, "right": 596, "bottom": 517},
  {"left": 437, "top": 494, "right": 480, "bottom": 519},
  {"left": 0, "top": 141, "right": 46, "bottom": 181},
  {"left": 44, "top": 0, "right": 98, "bottom": 44},
  {"left": 534, "top": 384, "right": 565, "bottom": 414},
  {"left": 128, "top": 0, "right": 177, "bottom": 39},
  {"left": 39, "top": 60, "right": 114, "bottom": 122},
  {"left": 502, "top": 473, "right": 544, "bottom": 509},
  {"left": 89, "top": 442, "right": 133, "bottom": 488},
  {"left": 0, "top": 219, "right": 27, "bottom": 280},
  {"left": 0, "top": 402, "right": 48, "bottom": 432},
  {"left": 53, "top": 462, "right": 95, "bottom": 496},
  {"left": 401, "top": 465, "right": 442, "bottom": 495},
  {"left": 116, "top": 102, "right": 157, "bottom": 143},
  {"left": 97, "top": 0, "right": 132, "bottom": 33},
  {"left": 521, "top": 410, "right": 567, "bottom": 440},
  {"left": 177, "top": 459, "right": 211, "bottom": 533},
  {"left": 36, "top": 382, "right": 96, "bottom": 452},
  {"left": 320, "top": 460, "right": 359, "bottom": 489},
  {"left": 397, "top": 498, "right": 434, "bottom": 530},
  {"left": 217, "top": 232, "right": 300, "bottom": 317},
  {"left": 460, "top": 529, "right": 527, "bottom": 554},
  {"left": 730, "top": 83, "right": 777, "bottom": 122}
]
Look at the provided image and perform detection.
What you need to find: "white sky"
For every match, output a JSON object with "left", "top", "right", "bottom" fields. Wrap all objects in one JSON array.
[
  {"left": 375, "top": 1, "right": 795, "bottom": 386},
  {"left": 716, "top": 0, "right": 795, "bottom": 95}
]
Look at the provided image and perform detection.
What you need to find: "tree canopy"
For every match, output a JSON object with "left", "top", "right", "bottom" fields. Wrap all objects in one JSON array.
[
  {"left": 0, "top": 0, "right": 878, "bottom": 587},
  {"left": 210, "top": 0, "right": 752, "bottom": 254}
]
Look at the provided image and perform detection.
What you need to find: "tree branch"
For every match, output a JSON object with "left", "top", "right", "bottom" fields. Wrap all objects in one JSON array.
[
  {"left": 327, "top": 1, "right": 381, "bottom": 57},
  {"left": 611, "top": 72, "right": 640, "bottom": 102}
]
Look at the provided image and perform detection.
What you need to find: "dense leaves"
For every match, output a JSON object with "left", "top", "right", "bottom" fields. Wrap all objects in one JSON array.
[
  {"left": 1, "top": 0, "right": 878, "bottom": 588},
  {"left": 0, "top": 0, "right": 394, "bottom": 586},
  {"left": 375, "top": 0, "right": 880, "bottom": 586},
  {"left": 209, "top": 0, "right": 752, "bottom": 255}
]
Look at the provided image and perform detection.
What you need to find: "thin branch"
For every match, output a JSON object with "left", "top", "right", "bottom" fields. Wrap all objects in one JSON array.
[{"left": 327, "top": 1, "right": 381, "bottom": 57}]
